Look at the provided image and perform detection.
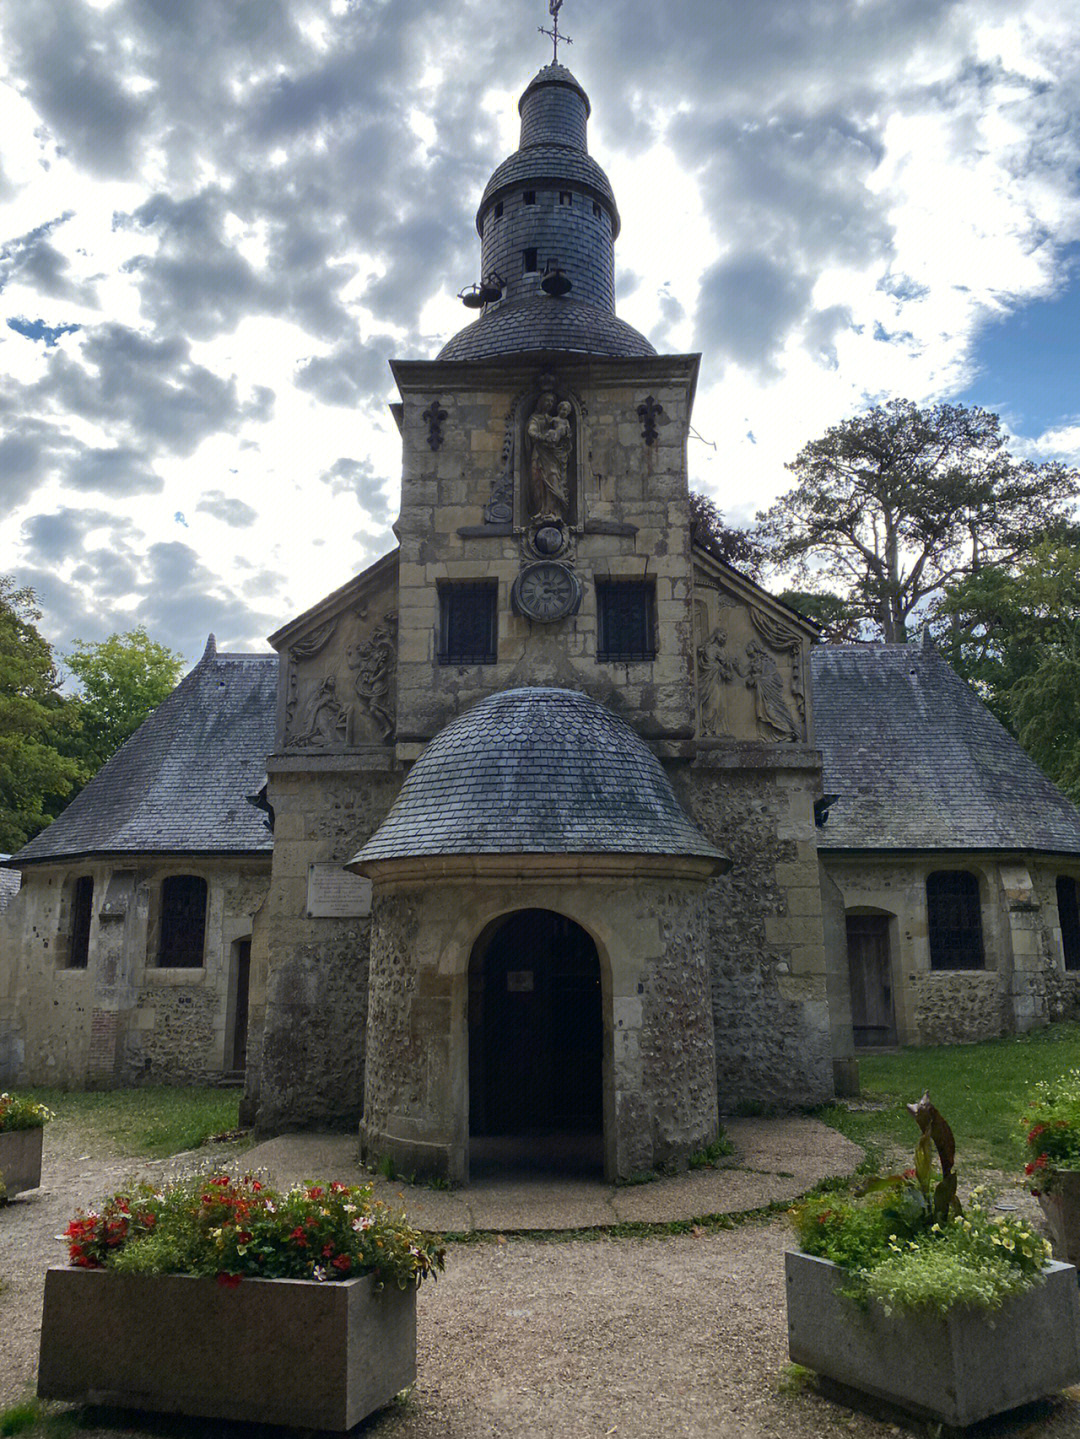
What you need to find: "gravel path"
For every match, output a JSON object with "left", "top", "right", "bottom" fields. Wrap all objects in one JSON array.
[{"left": 4, "top": 1119, "right": 1080, "bottom": 1438}]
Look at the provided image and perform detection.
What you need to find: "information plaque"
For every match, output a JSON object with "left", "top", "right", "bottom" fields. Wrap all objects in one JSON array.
[{"left": 306, "top": 864, "right": 372, "bottom": 918}]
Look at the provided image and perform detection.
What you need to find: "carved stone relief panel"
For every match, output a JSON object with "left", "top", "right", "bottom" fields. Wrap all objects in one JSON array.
[
  {"left": 694, "top": 577, "right": 806, "bottom": 743},
  {"left": 284, "top": 594, "right": 398, "bottom": 750},
  {"left": 514, "top": 370, "right": 586, "bottom": 529}
]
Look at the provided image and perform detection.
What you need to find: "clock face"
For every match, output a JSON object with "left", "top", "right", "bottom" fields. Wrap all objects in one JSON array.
[{"left": 514, "top": 562, "right": 580, "bottom": 622}]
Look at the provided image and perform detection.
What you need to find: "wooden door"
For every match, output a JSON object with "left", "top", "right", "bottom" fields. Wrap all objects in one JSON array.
[{"left": 846, "top": 914, "right": 896, "bottom": 1047}]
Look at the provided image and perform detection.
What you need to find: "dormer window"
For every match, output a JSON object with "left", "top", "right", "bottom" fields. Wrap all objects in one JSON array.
[
  {"left": 559, "top": 191, "right": 572, "bottom": 206},
  {"left": 523, "top": 190, "right": 536, "bottom": 205}
]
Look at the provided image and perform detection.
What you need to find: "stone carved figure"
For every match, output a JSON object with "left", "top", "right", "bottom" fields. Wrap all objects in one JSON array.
[
  {"left": 696, "top": 627, "right": 742, "bottom": 737},
  {"left": 744, "top": 641, "right": 801, "bottom": 741},
  {"left": 290, "top": 674, "right": 348, "bottom": 748},
  {"left": 347, "top": 612, "right": 397, "bottom": 740},
  {"left": 526, "top": 393, "right": 573, "bottom": 520}
]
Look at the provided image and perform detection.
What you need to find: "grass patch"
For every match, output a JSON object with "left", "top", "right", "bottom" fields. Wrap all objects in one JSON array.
[
  {"left": 820, "top": 1022, "right": 1080, "bottom": 1170},
  {"left": 21, "top": 1087, "right": 242, "bottom": 1160}
]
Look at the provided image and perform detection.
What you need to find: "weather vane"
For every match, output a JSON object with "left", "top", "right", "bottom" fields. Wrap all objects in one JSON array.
[{"left": 539, "top": 0, "right": 572, "bottom": 63}]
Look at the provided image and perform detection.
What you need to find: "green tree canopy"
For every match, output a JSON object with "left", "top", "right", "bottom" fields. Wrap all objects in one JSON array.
[
  {"left": 759, "top": 400, "right": 1079, "bottom": 642},
  {"left": 689, "top": 491, "right": 768, "bottom": 580},
  {"left": 935, "top": 541, "right": 1080, "bottom": 803},
  {"left": 0, "top": 580, "right": 83, "bottom": 851},
  {"left": 65, "top": 626, "right": 184, "bottom": 772}
]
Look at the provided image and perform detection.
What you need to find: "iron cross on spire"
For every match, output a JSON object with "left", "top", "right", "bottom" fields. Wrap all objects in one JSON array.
[{"left": 539, "top": 0, "right": 572, "bottom": 63}]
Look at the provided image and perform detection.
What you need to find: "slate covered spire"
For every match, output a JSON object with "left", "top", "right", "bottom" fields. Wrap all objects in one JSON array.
[{"left": 438, "top": 64, "right": 655, "bottom": 361}]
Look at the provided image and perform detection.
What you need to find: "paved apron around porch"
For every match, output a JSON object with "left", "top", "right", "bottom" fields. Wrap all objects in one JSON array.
[{"left": 232, "top": 1117, "right": 862, "bottom": 1233}]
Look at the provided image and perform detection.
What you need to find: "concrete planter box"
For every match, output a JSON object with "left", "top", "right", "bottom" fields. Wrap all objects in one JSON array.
[
  {"left": 38, "top": 1267, "right": 416, "bottom": 1431},
  {"left": 786, "top": 1251, "right": 1080, "bottom": 1428},
  {"left": 1038, "top": 1171, "right": 1080, "bottom": 1267},
  {"left": 0, "top": 1125, "right": 43, "bottom": 1197}
]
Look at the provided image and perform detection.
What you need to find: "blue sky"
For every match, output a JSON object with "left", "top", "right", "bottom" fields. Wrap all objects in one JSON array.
[
  {"left": 959, "top": 242, "right": 1080, "bottom": 444},
  {"left": 1, "top": 0, "right": 1079, "bottom": 665}
]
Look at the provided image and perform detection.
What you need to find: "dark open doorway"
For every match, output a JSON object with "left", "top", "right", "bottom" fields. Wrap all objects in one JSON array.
[{"left": 468, "top": 909, "right": 603, "bottom": 1174}]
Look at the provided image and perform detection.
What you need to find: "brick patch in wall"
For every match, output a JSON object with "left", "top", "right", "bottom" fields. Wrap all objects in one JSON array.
[{"left": 89, "top": 1008, "right": 119, "bottom": 1075}]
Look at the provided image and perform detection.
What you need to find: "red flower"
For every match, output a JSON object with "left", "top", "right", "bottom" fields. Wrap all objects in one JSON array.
[
  {"left": 290, "top": 1226, "right": 308, "bottom": 1248},
  {"left": 1025, "top": 1163, "right": 1035, "bottom": 1176},
  {"left": 332, "top": 1254, "right": 352, "bottom": 1272},
  {"left": 307, "top": 1186, "right": 324, "bottom": 1199},
  {"left": 216, "top": 1273, "right": 242, "bottom": 1288},
  {"left": 322, "top": 1243, "right": 335, "bottom": 1258},
  {"left": 1028, "top": 1124, "right": 1047, "bottom": 1143}
]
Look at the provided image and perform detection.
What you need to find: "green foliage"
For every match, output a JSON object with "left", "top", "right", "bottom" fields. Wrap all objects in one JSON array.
[
  {"left": 64, "top": 627, "right": 183, "bottom": 772},
  {"left": 794, "top": 1097, "right": 1050, "bottom": 1314},
  {"left": 0, "top": 1092, "right": 53, "bottom": 1131},
  {"left": 820, "top": 1022, "right": 1080, "bottom": 1170},
  {"left": 21, "top": 1086, "right": 239, "bottom": 1158},
  {"left": 0, "top": 1399, "right": 49, "bottom": 1436},
  {"left": 1021, "top": 1068, "right": 1080, "bottom": 1191},
  {"left": 688, "top": 491, "right": 768, "bottom": 580},
  {"left": 66, "top": 1174, "right": 445, "bottom": 1290},
  {"left": 0, "top": 579, "right": 84, "bottom": 850},
  {"left": 688, "top": 1131, "right": 735, "bottom": 1169},
  {"left": 936, "top": 541, "right": 1080, "bottom": 803},
  {"left": 776, "top": 589, "right": 864, "bottom": 642},
  {"left": 759, "top": 400, "right": 1079, "bottom": 643}
]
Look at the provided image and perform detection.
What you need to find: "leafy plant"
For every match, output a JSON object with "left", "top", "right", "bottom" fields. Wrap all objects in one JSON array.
[
  {"left": 1022, "top": 1068, "right": 1080, "bottom": 1193},
  {"left": 0, "top": 1093, "right": 53, "bottom": 1131},
  {"left": 792, "top": 1092, "right": 1050, "bottom": 1313},
  {"left": 64, "top": 1173, "right": 445, "bottom": 1291}
]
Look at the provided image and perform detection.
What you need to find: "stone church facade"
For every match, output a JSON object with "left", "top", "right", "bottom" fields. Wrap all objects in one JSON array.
[{"left": 4, "top": 63, "right": 1080, "bottom": 1181}]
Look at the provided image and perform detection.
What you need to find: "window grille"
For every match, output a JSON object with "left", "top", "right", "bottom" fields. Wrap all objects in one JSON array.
[
  {"left": 926, "top": 871, "right": 984, "bottom": 970},
  {"left": 1059, "top": 876, "right": 1080, "bottom": 970},
  {"left": 439, "top": 582, "right": 498, "bottom": 665},
  {"left": 68, "top": 875, "right": 93, "bottom": 969},
  {"left": 596, "top": 581, "right": 656, "bottom": 662},
  {"left": 158, "top": 875, "right": 208, "bottom": 968}
]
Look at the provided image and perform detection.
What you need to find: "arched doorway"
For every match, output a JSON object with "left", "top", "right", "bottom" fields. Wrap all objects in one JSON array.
[{"left": 468, "top": 909, "right": 603, "bottom": 1172}]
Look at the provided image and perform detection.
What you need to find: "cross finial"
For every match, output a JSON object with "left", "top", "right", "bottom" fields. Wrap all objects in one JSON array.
[{"left": 539, "top": 0, "right": 572, "bottom": 63}]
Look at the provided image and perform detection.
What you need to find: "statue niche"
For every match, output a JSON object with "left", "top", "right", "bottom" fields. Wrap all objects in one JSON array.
[{"left": 522, "top": 382, "right": 577, "bottom": 526}]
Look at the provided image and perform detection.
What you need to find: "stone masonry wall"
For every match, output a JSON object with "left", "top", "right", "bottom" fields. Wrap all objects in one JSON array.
[
  {"left": 252, "top": 761, "right": 402, "bottom": 1131},
  {"left": 670, "top": 748, "right": 835, "bottom": 1111},
  {"left": 5, "top": 859, "right": 269, "bottom": 1087}
]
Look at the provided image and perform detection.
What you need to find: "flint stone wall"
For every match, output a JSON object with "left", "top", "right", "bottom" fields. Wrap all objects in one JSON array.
[
  {"left": 671, "top": 747, "right": 836, "bottom": 1111},
  {"left": 252, "top": 762, "right": 402, "bottom": 1131}
]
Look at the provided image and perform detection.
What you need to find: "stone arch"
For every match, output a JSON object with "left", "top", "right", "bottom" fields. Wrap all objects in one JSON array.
[{"left": 466, "top": 907, "right": 607, "bottom": 1174}]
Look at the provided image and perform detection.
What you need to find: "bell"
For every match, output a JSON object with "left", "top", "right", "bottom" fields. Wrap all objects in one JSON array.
[
  {"left": 459, "top": 284, "right": 485, "bottom": 309},
  {"left": 478, "top": 272, "right": 504, "bottom": 304},
  {"left": 541, "top": 266, "right": 572, "bottom": 297}
]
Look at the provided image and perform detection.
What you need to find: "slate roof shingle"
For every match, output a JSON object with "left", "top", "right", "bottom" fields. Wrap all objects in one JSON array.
[
  {"left": 437, "top": 296, "right": 656, "bottom": 362},
  {"left": 6, "top": 643, "right": 278, "bottom": 865},
  {"left": 351, "top": 686, "right": 724, "bottom": 865},
  {"left": 811, "top": 640, "right": 1080, "bottom": 855}
]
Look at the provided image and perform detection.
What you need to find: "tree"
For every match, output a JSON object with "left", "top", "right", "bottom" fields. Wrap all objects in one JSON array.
[
  {"left": 935, "top": 541, "right": 1080, "bottom": 803},
  {"left": 777, "top": 589, "right": 865, "bottom": 643},
  {"left": 65, "top": 627, "right": 184, "bottom": 772},
  {"left": 759, "top": 400, "right": 1079, "bottom": 642},
  {"left": 0, "top": 580, "right": 83, "bottom": 851},
  {"left": 688, "top": 491, "right": 768, "bottom": 580}
]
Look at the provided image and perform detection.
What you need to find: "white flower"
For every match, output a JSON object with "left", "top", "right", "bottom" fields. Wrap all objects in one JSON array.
[
  {"left": 313, "top": 1265, "right": 328, "bottom": 1281},
  {"left": 352, "top": 1216, "right": 373, "bottom": 1232}
]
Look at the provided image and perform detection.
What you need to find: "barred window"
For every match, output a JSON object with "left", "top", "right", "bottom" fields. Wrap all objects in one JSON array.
[
  {"left": 1058, "top": 876, "right": 1080, "bottom": 971},
  {"left": 926, "top": 871, "right": 984, "bottom": 971},
  {"left": 439, "top": 582, "right": 498, "bottom": 666},
  {"left": 68, "top": 875, "right": 93, "bottom": 969},
  {"left": 158, "top": 875, "right": 208, "bottom": 968},
  {"left": 596, "top": 580, "right": 656, "bottom": 663}
]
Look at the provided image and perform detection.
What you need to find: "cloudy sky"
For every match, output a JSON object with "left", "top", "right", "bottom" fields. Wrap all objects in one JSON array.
[{"left": 2, "top": 0, "right": 1079, "bottom": 669}]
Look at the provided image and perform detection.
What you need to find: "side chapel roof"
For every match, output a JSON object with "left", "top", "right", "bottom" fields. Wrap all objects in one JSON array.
[
  {"left": 6, "top": 639, "right": 278, "bottom": 866},
  {"left": 812, "top": 639, "right": 1080, "bottom": 856}
]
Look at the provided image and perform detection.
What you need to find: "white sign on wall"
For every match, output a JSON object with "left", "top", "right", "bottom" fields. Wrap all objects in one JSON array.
[{"left": 306, "top": 864, "right": 373, "bottom": 918}]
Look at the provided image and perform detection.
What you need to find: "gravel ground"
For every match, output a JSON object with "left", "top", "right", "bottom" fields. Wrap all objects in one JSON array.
[{"left": 4, "top": 1120, "right": 1080, "bottom": 1439}]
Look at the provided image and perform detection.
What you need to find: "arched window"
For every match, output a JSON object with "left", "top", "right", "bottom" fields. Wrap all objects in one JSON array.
[
  {"left": 926, "top": 871, "right": 984, "bottom": 970},
  {"left": 68, "top": 875, "right": 93, "bottom": 969},
  {"left": 1058, "top": 876, "right": 1080, "bottom": 971},
  {"left": 158, "top": 875, "right": 208, "bottom": 968}
]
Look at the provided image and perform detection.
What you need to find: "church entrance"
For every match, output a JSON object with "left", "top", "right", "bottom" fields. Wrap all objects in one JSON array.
[
  {"left": 846, "top": 912, "right": 897, "bottom": 1047},
  {"left": 468, "top": 909, "right": 603, "bottom": 1173}
]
